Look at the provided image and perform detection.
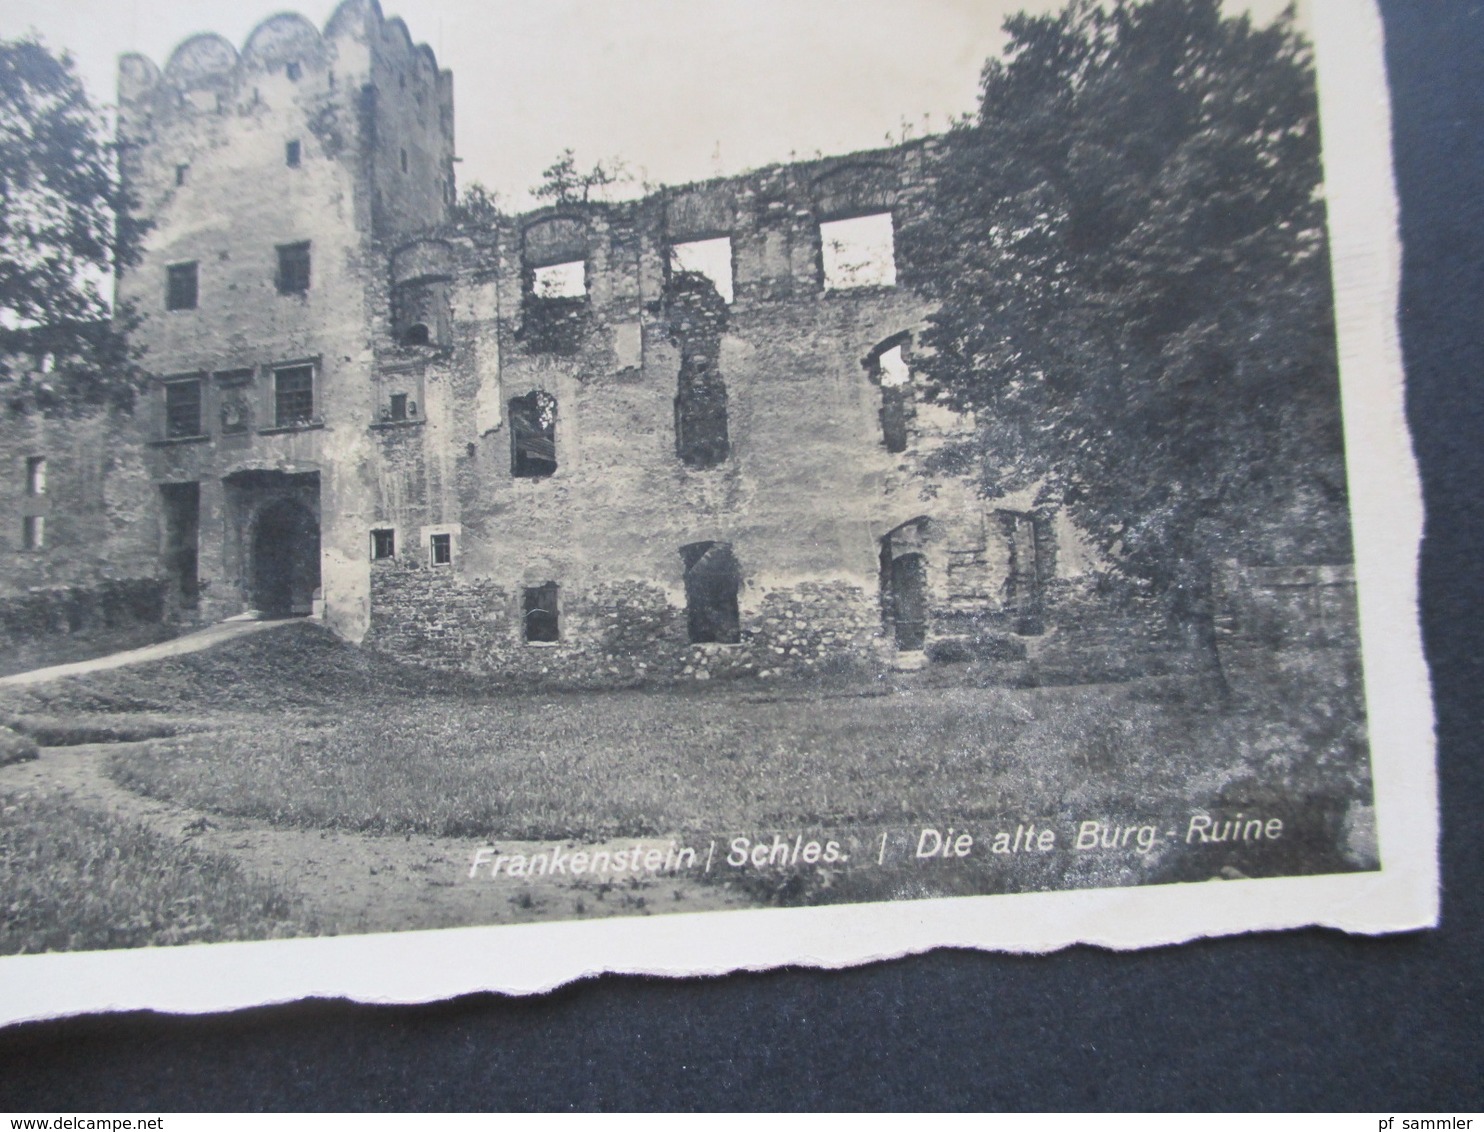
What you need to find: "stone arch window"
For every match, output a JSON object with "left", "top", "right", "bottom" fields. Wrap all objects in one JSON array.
[
  {"left": 681, "top": 541, "right": 741, "bottom": 644},
  {"left": 519, "top": 215, "right": 589, "bottom": 355},
  {"left": 390, "top": 239, "right": 454, "bottom": 349},
  {"left": 509, "top": 390, "right": 557, "bottom": 478},
  {"left": 880, "top": 516, "right": 931, "bottom": 651},
  {"left": 863, "top": 332, "right": 915, "bottom": 453}
]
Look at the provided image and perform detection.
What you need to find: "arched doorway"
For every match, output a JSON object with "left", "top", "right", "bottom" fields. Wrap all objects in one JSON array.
[
  {"left": 251, "top": 497, "right": 320, "bottom": 618},
  {"left": 888, "top": 552, "right": 928, "bottom": 651},
  {"left": 680, "top": 541, "right": 741, "bottom": 644}
]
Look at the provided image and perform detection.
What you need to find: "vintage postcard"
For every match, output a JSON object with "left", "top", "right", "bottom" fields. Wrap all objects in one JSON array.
[{"left": 0, "top": 0, "right": 1434, "bottom": 1023}]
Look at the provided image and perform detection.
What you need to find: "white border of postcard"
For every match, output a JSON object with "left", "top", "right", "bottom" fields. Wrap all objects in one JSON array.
[{"left": 0, "top": 0, "right": 1437, "bottom": 1025}]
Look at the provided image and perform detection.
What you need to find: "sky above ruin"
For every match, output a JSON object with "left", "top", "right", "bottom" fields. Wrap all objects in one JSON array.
[{"left": 3, "top": 0, "right": 1303, "bottom": 212}]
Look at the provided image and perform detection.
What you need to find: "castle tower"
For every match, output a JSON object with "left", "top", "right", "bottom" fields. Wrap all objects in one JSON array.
[{"left": 114, "top": 0, "right": 453, "bottom": 638}]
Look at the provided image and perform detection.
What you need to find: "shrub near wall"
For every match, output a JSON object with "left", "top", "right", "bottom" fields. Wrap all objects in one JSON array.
[{"left": 0, "top": 579, "right": 167, "bottom": 649}]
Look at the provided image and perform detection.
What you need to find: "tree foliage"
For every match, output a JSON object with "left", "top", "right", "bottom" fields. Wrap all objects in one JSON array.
[
  {"left": 898, "top": 0, "right": 1349, "bottom": 627},
  {"left": 0, "top": 37, "right": 143, "bottom": 413},
  {"left": 449, "top": 181, "right": 502, "bottom": 231},
  {"left": 530, "top": 148, "right": 630, "bottom": 206}
]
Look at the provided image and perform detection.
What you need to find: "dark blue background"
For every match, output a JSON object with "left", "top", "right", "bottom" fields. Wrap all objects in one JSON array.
[{"left": 2, "top": 0, "right": 1480, "bottom": 1110}]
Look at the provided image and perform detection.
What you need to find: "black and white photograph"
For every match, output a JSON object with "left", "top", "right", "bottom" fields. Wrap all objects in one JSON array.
[{"left": 0, "top": 0, "right": 1434, "bottom": 1021}]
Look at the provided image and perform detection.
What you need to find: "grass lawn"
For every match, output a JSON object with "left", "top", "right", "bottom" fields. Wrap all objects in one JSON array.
[
  {"left": 0, "top": 623, "right": 1370, "bottom": 843},
  {"left": 0, "top": 791, "right": 314, "bottom": 955}
]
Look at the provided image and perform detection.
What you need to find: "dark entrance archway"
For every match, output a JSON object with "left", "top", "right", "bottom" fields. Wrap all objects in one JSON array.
[
  {"left": 251, "top": 497, "right": 320, "bottom": 618},
  {"left": 681, "top": 541, "right": 741, "bottom": 644},
  {"left": 888, "top": 552, "right": 928, "bottom": 651}
]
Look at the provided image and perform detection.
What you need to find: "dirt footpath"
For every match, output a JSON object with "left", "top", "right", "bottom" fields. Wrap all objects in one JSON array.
[{"left": 0, "top": 742, "right": 755, "bottom": 937}]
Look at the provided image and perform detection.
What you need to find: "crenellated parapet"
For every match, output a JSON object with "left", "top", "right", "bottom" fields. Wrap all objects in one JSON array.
[
  {"left": 117, "top": 1, "right": 453, "bottom": 244},
  {"left": 119, "top": 2, "right": 444, "bottom": 112}
]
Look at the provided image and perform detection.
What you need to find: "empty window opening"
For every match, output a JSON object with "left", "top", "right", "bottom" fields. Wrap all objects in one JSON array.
[
  {"left": 866, "top": 339, "right": 913, "bottom": 453},
  {"left": 509, "top": 390, "right": 557, "bottom": 478},
  {"left": 392, "top": 275, "right": 452, "bottom": 348},
  {"left": 430, "top": 533, "right": 452, "bottom": 566},
  {"left": 669, "top": 237, "right": 734, "bottom": 304},
  {"left": 22, "top": 515, "right": 44, "bottom": 551},
  {"left": 675, "top": 359, "right": 730, "bottom": 469},
  {"left": 175, "top": 164, "right": 189, "bottom": 187},
  {"left": 523, "top": 582, "right": 560, "bottom": 642},
  {"left": 285, "top": 61, "right": 302, "bottom": 82},
  {"left": 400, "top": 147, "right": 408, "bottom": 173},
  {"left": 166, "top": 262, "right": 198, "bottom": 311},
  {"left": 25, "top": 457, "right": 45, "bottom": 496},
  {"left": 285, "top": 139, "right": 301, "bottom": 167},
  {"left": 165, "top": 378, "right": 203, "bottom": 438},
  {"left": 274, "top": 365, "right": 315, "bottom": 427},
  {"left": 664, "top": 271, "right": 731, "bottom": 469},
  {"left": 681, "top": 541, "right": 741, "bottom": 645},
  {"left": 161, "top": 482, "right": 200, "bottom": 609},
  {"left": 370, "top": 528, "right": 395, "bottom": 560},
  {"left": 388, "top": 392, "right": 408, "bottom": 421},
  {"left": 532, "top": 260, "right": 585, "bottom": 299},
  {"left": 820, "top": 212, "right": 896, "bottom": 290},
  {"left": 276, "top": 241, "right": 311, "bottom": 294},
  {"left": 883, "top": 549, "right": 928, "bottom": 651}
]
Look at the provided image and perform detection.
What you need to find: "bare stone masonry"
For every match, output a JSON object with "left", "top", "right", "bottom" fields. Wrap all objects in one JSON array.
[{"left": 0, "top": 1, "right": 1356, "bottom": 687}]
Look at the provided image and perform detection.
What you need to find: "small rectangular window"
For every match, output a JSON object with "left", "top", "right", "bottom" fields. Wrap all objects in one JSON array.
[
  {"left": 370, "top": 528, "right": 395, "bottom": 560},
  {"left": 175, "top": 164, "right": 189, "bottom": 187},
  {"left": 389, "top": 393, "right": 408, "bottom": 421},
  {"left": 820, "top": 213, "right": 896, "bottom": 290},
  {"left": 167, "top": 262, "right": 198, "bottom": 311},
  {"left": 430, "top": 533, "right": 451, "bottom": 566},
  {"left": 531, "top": 260, "right": 586, "bottom": 299},
  {"left": 25, "top": 457, "right": 45, "bottom": 496},
  {"left": 523, "top": 582, "right": 560, "bottom": 642},
  {"left": 165, "top": 378, "right": 203, "bottom": 438},
  {"left": 670, "top": 237, "right": 734, "bottom": 304},
  {"left": 285, "top": 140, "right": 301, "bottom": 168},
  {"left": 276, "top": 241, "right": 311, "bottom": 295},
  {"left": 285, "top": 61, "right": 302, "bottom": 82},
  {"left": 23, "top": 515, "right": 44, "bottom": 551},
  {"left": 274, "top": 365, "right": 314, "bottom": 427}
]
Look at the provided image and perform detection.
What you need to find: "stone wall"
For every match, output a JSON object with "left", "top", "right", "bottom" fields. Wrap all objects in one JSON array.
[
  {"left": 365, "top": 559, "right": 878, "bottom": 686},
  {"left": 0, "top": 407, "right": 161, "bottom": 610},
  {"left": 0, "top": 579, "right": 167, "bottom": 651}
]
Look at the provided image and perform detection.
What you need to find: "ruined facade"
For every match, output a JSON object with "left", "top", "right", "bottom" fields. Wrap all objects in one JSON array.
[{"left": 10, "top": 0, "right": 1128, "bottom": 683}]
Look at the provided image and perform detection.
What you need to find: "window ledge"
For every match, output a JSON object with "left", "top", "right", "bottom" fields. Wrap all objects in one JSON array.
[
  {"left": 822, "top": 284, "right": 899, "bottom": 297},
  {"left": 149, "top": 434, "right": 211, "bottom": 447},
  {"left": 524, "top": 639, "right": 563, "bottom": 648},
  {"left": 258, "top": 419, "right": 325, "bottom": 435},
  {"left": 691, "top": 642, "right": 745, "bottom": 651},
  {"left": 370, "top": 418, "right": 425, "bottom": 431}
]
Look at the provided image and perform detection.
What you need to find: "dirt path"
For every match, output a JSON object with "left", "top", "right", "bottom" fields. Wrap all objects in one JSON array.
[
  {"left": 0, "top": 618, "right": 291, "bottom": 687},
  {"left": 0, "top": 741, "right": 754, "bottom": 936}
]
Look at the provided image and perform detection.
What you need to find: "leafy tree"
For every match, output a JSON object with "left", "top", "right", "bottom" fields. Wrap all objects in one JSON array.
[
  {"left": 449, "top": 181, "right": 502, "bottom": 231},
  {"left": 0, "top": 37, "right": 144, "bottom": 412},
  {"left": 898, "top": 0, "right": 1349, "bottom": 657},
  {"left": 531, "top": 148, "right": 630, "bottom": 206}
]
